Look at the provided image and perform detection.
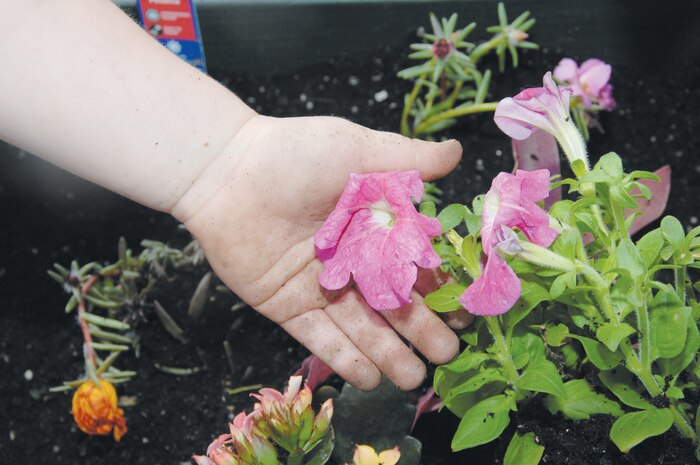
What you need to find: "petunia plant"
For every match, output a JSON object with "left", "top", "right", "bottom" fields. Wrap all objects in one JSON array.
[
  {"left": 318, "top": 70, "right": 700, "bottom": 463},
  {"left": 426, "top": 74, "right": 700, "bottom": 460},
  {"left": 398, "top": 3, "right": 538, "bottom": 138}
]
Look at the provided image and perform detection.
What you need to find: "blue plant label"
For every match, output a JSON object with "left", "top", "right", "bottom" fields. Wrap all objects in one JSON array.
[{"left": 136, "top": 0, "right": 207, "bottom": 73}]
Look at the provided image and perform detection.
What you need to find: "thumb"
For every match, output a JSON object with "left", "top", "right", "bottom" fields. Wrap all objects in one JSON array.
[{"left": 356, "top": 126, "right": 462, "bottom": 181}]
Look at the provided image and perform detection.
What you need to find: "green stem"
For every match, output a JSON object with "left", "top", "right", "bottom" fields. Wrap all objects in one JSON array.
[
  {"left": 675, "top": 266, "right": 687, "bottom": 304},
  {"left": 670, "top": 402, "right": 697, "bottom": 440},
  {"left": 287, "top": 449, "right": 305, "bottom": 465},
  {"left": 400, "top": 73, "right": 427, "bottom": 137},
  {"left": 444, "top": 80, "right": 464, "bottom": 107},
  {"left": 470, "top": 35, "right": 502, "bottom": 65},
  {"left": 610, "top": 189, "right": 630, "bottom": 241},
  {"left": 579, "top": 263, "right": 663, "bottom": 397},
  {"left": 636, "top": 296, "right": 653, "bottom": 376},
  {"left": 578, "top": 263, "right": 618, "bottom": 323},
  {"left": 484, "top": 316, "right": 519, "bottom": 383},
  {"left": 413, "top": 102, "right": 498, "bottom": 136}
]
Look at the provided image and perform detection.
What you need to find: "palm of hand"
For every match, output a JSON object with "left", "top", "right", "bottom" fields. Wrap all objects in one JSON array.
[{"left": 177, "top": 115, "right": 464, "bottom": 390}]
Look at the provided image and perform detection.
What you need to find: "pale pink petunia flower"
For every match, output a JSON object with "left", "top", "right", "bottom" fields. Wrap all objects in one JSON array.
[
  {"left": 315, "top": 171, "right": 442, "bottom": 311},
  {"left": 460, "top": 169, "right": 558, "bottom": 316},
  {"left": 494, "top": 72, "right": 588, "bottom": 170},
  {"left": 554, "top": 58, "right": 616, "bottom": 110}
]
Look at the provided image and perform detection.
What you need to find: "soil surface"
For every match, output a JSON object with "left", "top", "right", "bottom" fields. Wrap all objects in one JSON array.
[{"left": 1, "top": 24, "right": 699, "bottom": 465}]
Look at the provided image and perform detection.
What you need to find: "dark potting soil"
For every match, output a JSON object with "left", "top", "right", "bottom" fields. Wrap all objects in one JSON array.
[{"left": 1, "top": 27, "right": 699, "bottom": 465}]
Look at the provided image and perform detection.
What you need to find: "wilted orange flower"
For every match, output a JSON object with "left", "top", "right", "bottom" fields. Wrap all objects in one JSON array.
[{"left": 71, "top": 378, "right": 127, "bottom": 441}]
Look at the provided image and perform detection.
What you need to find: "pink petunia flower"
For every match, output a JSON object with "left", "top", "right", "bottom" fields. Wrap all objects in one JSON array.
[
  {"left": 315, "top": 171, "right": 442, "bottom": 311},
  {"left": 459, "top": 169, "right": 558, "bottom": 316},
  {"left": 494, "top": 72, "right": 588, "bottom": 170},
  {"left": 554, "top": 58, "right": 616, "bottom": 110}
]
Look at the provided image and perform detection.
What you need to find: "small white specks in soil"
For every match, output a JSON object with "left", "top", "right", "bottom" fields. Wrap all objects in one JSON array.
[
  {"left": 475, "top": 158, "right": 484, "bottom": 171},
  {"left": 649, "top": 135, "right": 657, "bottom": 143},
  {"left": 305, "top": 101, "right": 314, "bottom": 111},
  {"left": 299, "top": 93, "right": 307, "bottom": 102},
  {"left": 258, "top": 86, "right": 266, "bottom": 94},
  {"left": 690, "top": 216, "right": 698, "bottom": 225},
  {"left": 371, "top": 73, "right": 383, "bottom": 82},
  {"left": 675, "top": 150, "right": 684, "bottom": 158},
  {"left": 350, "top": 105, "right": 359, "bottom": 114},
  {"left": 23, "top": 369, "right": 33, "bottom": 381},
  {"left": 30, "top": 247, "right": 38, "bottom": 255},
  {"left": 388, "top": 102, "right": 398, "bottom": 110},
  {"left": 348, "top": 76, "right": 359, "bottom": 86},
  {"left": 53, "top": 445, "right": 60, "bottom": 453},
  {"left": 495, "top": 149, "right": 502, "bottom": 157},
  {"left": 246, "top": 96, "right": 256, "bottom": 104},
  {"left": 322, "top": 75, "right": 330, "bottom": 82},
  {"left": 9, "top": 431, "right": 15, "bottom": 441},
  {"left": 374, "top": 90, "right": 388, "bottom": 102},
  {"left": 142, "top": 437, "right": 149, "bottom": 444}
]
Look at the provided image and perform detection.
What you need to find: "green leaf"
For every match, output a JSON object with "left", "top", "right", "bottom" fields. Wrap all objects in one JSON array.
[
  {"left": 636, "top": 229, "right": 664, "bottom": 267},
  {"left": 661, "top": 216, "right": 685, "bottom": 254},
  {"left": 505, "top": 282, "right": 550, "bottom": 337},
  {"left": 610, "top": 408, "right": 674, "bottom": 453},
  {"left": 650, "top": 289, "right": 691, "bottom": 359},
  {"left": 597, "top": 152, "right": 624, "bottom": 178},
  {"left": 304, "top": 428, "right": 334, "bottom": 465},
  {"left": 471, "top": 194, "right": 485, "bottom": 216},
  {"left": 666, "top": 386, "right": 684, "bottom": 400},
  {"left": 544, "top": 323, "right": 569, "bottom": 347},
  {"left": 579, "top": 170, "right": 613, "bottom": 184},
  {"left": 598, "top": 370, "right": 653, "bottom": 410},
  {"left": 419, "top": 201, "right": 436, "bottom": 217},
  {"left": 447, "top": 369, "right": 508, "bottom": 400},
  {"left": 464, "top": 212, "right": 481, "bottom": 236},
  {"left": 596, "top": 322, "right": 636, "bottom": 352},
  {"left": 439, "top": 350, "right": 491, "bottom": 374},
  {"left": 543, "top": 380, "right": 623, "bottom": 421},
  {"left": 515, "top": 359, "right": 566, "bottom": 399},
  {"left": 438, "top": 204, "right": 469, "bottom": 232},
  {"left": 658, "top": 316, "right": 700, "bottom": 377},
  {"left": 451, "top": 396, "right": 511, "bottom": 451},
  {"left": 511, "top": 329, "right": 546, "bottom": 363},
  {"left": 549, "top": 272, "right": 569, "bottom": 299},
  {"left": 569, "top": 335, "right": 623, "bottom": 370},
  {"left": 504, "top": 432, "right": 544, "bottom": 465},
  {"left": 616, "top": 239, "right": 646, "bottom": 281},
  {"left": 425, "top": 284, "right": 467, "bottom": 313}
]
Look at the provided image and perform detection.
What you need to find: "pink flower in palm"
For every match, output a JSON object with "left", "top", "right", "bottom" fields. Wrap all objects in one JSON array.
[
  {"left": 554, "top": 58, "right": 616, "bottom": 110},
  {"left": 460, "top": 169, "right": 558, "bottom": 316},
  {"left": 315, "top": 171, "right": 442, "bottom": 311}
]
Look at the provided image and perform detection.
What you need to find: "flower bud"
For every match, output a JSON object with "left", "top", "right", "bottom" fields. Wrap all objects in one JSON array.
[{"left": 71, "top": 378, "right": 127, "bottom": 441}]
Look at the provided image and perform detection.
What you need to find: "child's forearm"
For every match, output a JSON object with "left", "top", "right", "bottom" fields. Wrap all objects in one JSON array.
[{"left": 0, "top": 0, "right": 256, "bottom": 212}]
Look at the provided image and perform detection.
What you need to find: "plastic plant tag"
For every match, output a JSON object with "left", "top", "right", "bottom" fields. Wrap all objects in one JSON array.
[{"left": 136, "top": 0, "right": 207, "bottom": 73}]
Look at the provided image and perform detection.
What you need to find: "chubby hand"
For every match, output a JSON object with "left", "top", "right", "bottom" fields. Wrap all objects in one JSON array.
[{"left": 172, "top": 115, "right": 465, "bottom": 390}]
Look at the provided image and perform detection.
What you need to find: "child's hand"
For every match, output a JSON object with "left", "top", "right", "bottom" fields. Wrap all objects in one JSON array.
[{"left": 173, "top": 115, "right": 463, "bottom": 391}]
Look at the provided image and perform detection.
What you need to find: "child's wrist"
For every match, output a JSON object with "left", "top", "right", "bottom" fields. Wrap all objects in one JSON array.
[{"left": 169, "top": 112, "right": 269, "bottom": 223}]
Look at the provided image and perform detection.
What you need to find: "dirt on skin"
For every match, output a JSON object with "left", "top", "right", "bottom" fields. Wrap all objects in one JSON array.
[{"left": 1, "top": 32, "right": 699, "bottom": 465}]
